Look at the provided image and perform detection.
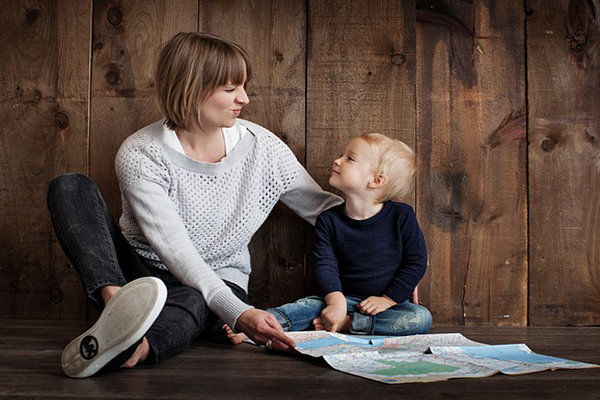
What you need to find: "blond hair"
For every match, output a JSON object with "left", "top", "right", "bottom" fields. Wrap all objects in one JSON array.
[
  {"left": 359, "top": 133, "right": 416, "bottom": 202},
  {"left": 155, "top": 32, "right": 252, "bottom": 131}
]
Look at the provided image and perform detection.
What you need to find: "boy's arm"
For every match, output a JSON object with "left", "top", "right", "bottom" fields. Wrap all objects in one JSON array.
[
  {"left": 384, "top": 207, "right": 428, "bottom": 303},
  {"left": 312, "top": 213, "right": 343, "bottom": 296},
  {"left": 320, "top": 292, "right": 348, "bottom": 331},
  {"left": 312, "top": 213, "right": 350, "bottom": 331}
]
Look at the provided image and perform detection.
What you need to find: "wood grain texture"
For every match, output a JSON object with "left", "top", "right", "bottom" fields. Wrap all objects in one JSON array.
[
  {"left": 89, "top": 0, "right": 198, "bottom": 218},
  {"left": 416, "top": 0, "right": 528, "bottom": 326},
  {"left": 1, "top": 320, "right": 600, "bottom": 399},
  {"left": 0, "top": 0, "right": 91, "bottom": 319},
  {"left": 307, "top": 0, "right": 416, "bottom": 188},
  {"left": 527, "top": 0, "right": 600, "bottom": 325},
  {"left": 1, "top": 0, "right": 598, "bottom": 327},
  {"left": 200, "top": 0, "right": 308, "bottom": 307}
]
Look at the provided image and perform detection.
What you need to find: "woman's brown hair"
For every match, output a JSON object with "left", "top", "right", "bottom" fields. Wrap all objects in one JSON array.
[{"left": 155, "top": 32, "right": 252, "bottom": 131}]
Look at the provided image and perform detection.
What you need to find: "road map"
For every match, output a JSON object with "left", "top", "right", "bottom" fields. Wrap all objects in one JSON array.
[{"left": 283, "top": 331, "right": 598, "bottom": 384}]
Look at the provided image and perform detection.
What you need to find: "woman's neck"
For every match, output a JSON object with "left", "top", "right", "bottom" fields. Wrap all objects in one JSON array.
[
  {"left": 343, "top": 194, "right": 384, "bottom": 220},
  {"left": 176, "top": 125, "right": 225, "bottom": 163}
]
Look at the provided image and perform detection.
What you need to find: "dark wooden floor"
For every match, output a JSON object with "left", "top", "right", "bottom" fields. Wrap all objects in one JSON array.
[{"left": 2, "top": 320, "right": 600, "bottom": 399}]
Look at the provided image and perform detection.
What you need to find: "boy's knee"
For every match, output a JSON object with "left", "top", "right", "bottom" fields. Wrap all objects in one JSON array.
[
  {"left": 421, "top": 307, "right": 433, "bottom": 333},
  {"left": 296, "top": 296, "right": 325, "bottom": 307},
  {"left": 414, "top": 305, "right": 433, "bottom": 333}
]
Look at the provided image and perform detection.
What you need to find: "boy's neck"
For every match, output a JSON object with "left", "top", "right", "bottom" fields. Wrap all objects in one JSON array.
[{"left": 343, "top": 195, "right": 384, "bottom": 220}]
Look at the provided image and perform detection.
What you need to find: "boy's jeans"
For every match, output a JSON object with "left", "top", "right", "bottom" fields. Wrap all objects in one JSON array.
[{"left": 268, "top": 295, "right": 432, "bottom": 336}]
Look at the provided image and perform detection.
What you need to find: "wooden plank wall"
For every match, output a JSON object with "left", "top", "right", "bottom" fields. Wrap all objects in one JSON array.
[
  {"left": 416, "top": 1, "right": 527, "bottom": 326},
  {"left": 528, "top": 0, "right": 600, "bottom": 325},
  {"left": 0, "top": 0, "right": 598, "bottom": 327}
]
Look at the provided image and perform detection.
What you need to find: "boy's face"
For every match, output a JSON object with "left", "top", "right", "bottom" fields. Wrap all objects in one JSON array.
[{"left": 329, "top": 138, "right": 378, "bottom": 196}]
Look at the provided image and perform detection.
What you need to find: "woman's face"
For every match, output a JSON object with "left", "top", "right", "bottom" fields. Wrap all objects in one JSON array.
[{"left": 199, "top": 82, "right": 249, "bottom": 132}]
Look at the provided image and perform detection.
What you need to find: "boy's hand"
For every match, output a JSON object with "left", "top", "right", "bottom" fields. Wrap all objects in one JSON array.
[
  {"left": 320, "top": 304, "right": 348, "bottom": 332},
  {"left": 412, "top": 286, "right": 419, "bottom": 304},
  {"left": 358, "top": 295, "right": 397, "bottom": 316},
  {"left": 314, "top": 292, "right": 348, "bottom": 332}
]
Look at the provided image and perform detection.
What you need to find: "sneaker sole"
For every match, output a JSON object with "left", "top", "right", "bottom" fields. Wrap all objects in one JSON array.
[{"left": 61, "top": 277, "right": 167, "bottom": 378}]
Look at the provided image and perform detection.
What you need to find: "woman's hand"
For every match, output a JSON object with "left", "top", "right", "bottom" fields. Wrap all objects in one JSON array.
[
  {"left": 358, "top": 295, "right": 396, "bottom": 316},
  {"left": 235, "top": 308, "right": 296, "bottom": 352}
]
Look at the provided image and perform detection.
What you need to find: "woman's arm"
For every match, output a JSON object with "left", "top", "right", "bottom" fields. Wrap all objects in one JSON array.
[
  {"left": 280, "top": 166, "right": 343, "bottom": 225},
  {"left": 122, "top": 179, "right": 252, "bottom": 328}
]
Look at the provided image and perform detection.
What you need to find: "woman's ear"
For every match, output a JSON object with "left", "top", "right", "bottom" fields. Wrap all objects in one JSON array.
[{"left": 368, "top": 174, "right": 387, "bottom": 188}]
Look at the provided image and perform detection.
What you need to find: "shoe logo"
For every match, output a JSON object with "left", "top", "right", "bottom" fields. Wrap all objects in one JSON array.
[{"left": 80, "top": 336, "right": 99, "bottom": 360}]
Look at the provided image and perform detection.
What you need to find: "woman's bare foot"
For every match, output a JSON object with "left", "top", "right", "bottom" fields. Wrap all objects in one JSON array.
[
  {"left": 312, "top": 315, "right": 351, "bottom": 332},
  {"left": 223, "top": 324, "right": 249, "bottom": 345},
  {"left": 121, "top": 337, "right": 150, "bottom": 368}
]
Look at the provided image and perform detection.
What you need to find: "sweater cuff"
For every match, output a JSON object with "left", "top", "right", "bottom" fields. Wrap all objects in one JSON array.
[{"left": 208, "top": 289, "right": 254, "bottom": 328}]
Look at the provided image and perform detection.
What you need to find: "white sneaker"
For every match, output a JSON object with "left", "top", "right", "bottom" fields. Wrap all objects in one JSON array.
[{"left": 61, "top": 277, "right": 167, "bottom": 378}]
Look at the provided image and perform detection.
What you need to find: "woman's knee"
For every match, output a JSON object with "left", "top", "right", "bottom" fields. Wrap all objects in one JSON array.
[{"left": 48, "top": 173, "right": 95, "bottom": 200}]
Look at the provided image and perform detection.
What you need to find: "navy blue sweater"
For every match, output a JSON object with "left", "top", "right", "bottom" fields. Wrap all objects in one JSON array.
[{"left": 312, "top": 201, "right": 427, "bottom": 303}]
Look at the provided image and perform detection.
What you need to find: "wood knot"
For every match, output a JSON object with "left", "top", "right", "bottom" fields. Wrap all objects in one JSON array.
[
  {"left": 93, "top": 41, "right": 104, "bottom": 50},
  {"left": 105, "top": 64, "right": 121, "bottom": 86},
  {"left": 568, "top": 28, "right": 589, "bottom": 53},
  {"left": 274, "top": 51, "right": 284, "bottom": 62},
  {"left": 541, "top": 138, "right": 558, "bottom": 152},
  {"left": 585, "top": 131, "right": 597, "bottom": 146},
  {"left": 26, "top": 9, "right": 40, "bottom": 24},
  {"left": 107, "top": 7, "right": 123, "bottom": 26},
  {"left": 54, "top": 112, "right": 70, "bottom": 129},
  {"left": 49, "top": 288, "right": 64, "bottom": 304},
  {"left": 391, "top": 54, "right": 406, "bottom": 65}
]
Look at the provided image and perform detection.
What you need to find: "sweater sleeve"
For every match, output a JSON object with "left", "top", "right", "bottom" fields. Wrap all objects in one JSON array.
[
  {"left": 312, "top": 213, "right": 343, "bottom": 297},
  {"left": 237, "top": 118, "right": 342, "bottom": 225},
  {"left": 383, "top": 207, "right": 428, "bottom": 303},
  {"left": 280, "top": 165, "right": 343, "bottom": 226},
  {"left": 116, "top": 142, "right": 252, "bottom": 329}
]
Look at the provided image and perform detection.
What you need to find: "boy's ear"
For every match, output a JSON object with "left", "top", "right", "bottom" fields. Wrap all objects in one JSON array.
[{"left": 368, "top": 174, "right": 387, "bottom": 188}]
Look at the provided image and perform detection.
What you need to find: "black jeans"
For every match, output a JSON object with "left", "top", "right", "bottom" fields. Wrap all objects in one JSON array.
[{"left": 47, "top": 173, "right": 248, "bottom": 366}]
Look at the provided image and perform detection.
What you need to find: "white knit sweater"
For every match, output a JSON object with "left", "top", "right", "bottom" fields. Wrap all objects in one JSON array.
[{"left": 115, "top": 119, "right": 342, "bottom": 328}]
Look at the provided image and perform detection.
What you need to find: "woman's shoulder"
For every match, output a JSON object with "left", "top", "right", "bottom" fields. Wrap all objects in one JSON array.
[
  {"left": 237, "top": 119, "right": 287, "bottom": 146},
  {"left": 115, "top": 120, "right": 171, "bottom": 187},
  {"left": 236, "top": 118, "right": 270, "bottom": 136},
  {"left": 117, "top": 120, "right": 166, "bottom": 159},
  {"left": 237, "top": 119, "right": 296, "bottom": 160},
  {"left": 121, "top": 120, "right": 164, "bottom": 148}
]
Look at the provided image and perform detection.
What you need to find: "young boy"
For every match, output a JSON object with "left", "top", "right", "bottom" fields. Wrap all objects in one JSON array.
[{"left": 226, "top": 133, "right": 431, "bottom": 344}]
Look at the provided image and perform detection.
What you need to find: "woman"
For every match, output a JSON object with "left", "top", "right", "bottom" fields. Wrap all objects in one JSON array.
[{"left": 48, "top": 32, "right": 341, "bottom": 378}]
